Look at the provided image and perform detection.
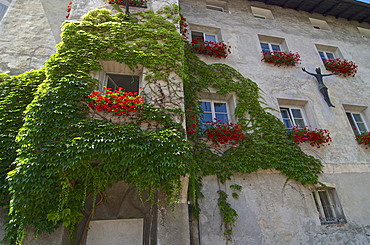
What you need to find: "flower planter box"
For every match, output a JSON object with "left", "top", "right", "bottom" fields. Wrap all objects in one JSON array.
[
  {"left": 261, "top": 51, "right": 301, "bottom": 67},
  {"left": 191, "top": 39, "right": 231, "bottom": 59},
  {"left": 324, "top": 58, "right": 358, "bottom": 77},
  {"left": 292, "top": 126, "right": 331, "bottom": 148},
  {"left": 355, "top": 132, "right": 370, "bottom": 149}
]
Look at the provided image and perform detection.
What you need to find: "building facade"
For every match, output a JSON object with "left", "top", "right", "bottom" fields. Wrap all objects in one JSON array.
[{"left": 0, "top": 0, "right": 369, "bottom": 244}]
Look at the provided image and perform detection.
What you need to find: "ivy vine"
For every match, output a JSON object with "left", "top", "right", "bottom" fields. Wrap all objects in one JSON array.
[{"left": 0, "top": 4, "right": 323, "bottom": 244}]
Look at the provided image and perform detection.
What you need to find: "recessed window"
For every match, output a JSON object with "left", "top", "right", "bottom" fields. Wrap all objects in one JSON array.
[
  {"left": 105, "top": 74, "right": 140, "bottom": 93},
  {"left": 312, "top": 187, "right": 347, "bottom": 225},
  {"left": 206, "top": 0, "right": 228, "bottom": 13},
  {"left": 251, "top": 6, "right": 273, "bottom": 20},
  {"left": 191, "top": 31, "right": 217, "bottom": 43},
  {"left": 315, "top": 44, "right": 342, "bottom": 64},
  {"left": 358, "top": 27, "right": 370, "bottom": 38},
  {"left": 309, "top": 18, "right": 330, "bottom": 31},
  {"left": 258, "top": 35, "right": 287, "bottom": 54},
  {"left": 200, "top": 100, "right": 230, "bottom": 129},
  {"left": 260, "top": 42, "right": 281, "bottom": 54},
  {"left": 280, "top": 107, "right": 307, "bottom": 130},
  {"left": 346, "top": 112, "right": 368, "bottom": 135}
]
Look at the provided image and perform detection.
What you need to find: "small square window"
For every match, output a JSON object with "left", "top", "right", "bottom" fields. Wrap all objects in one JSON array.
[
  {"left": 358, "top": 27, "right": 370, "bottom": 38},
  {"left": 309, "top": 18, "right": 331, "bottom": 31},
  {"left": 206, "top": 0, "right": 228, "bottom": 13},
  {"left": 346, "top": 112, "right": 368, "bottom": 135},
  {"left": 279, "top": 107, "right": 307, "bottom": 130},
  {"left": 251, "top": 6, "right": 274, "bottom": 20},
  {"left": 312, "top": 188, "right": 347, "bottom": 225}
]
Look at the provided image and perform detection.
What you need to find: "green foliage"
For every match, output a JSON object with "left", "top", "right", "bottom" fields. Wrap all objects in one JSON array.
[
  {"left": 217, "top": 190, "right": 237, "bottom": 240},
  {"left": 0, "top": 4, "right": 323, "bottom": 244}
]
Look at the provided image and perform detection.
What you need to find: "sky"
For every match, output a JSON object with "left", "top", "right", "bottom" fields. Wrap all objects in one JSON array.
[{"left": 357, "top": 0, "right": 370, "bottom": 4}]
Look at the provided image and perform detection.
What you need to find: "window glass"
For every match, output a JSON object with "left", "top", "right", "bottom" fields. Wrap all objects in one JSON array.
[
  {"left": 106, "top": 74, "right": 139, "bottom": 93},
  {"left": 191, "top": 31, "right": 204, "bottom": 42},
  {"left": 205, "top": 34, "right": 217, "bottom": 42},
  {"left": 346, "top": 112, "right": 368, "bottom": 134},
  {"left": 312, "top": 189, "right": 346, "bottom": 225},
  {"left": 280, "top": 107, "right": 306, "bottom": 130},
  {"left": 271, "top": 44, "right": 281, "bottom": 51},
  {"left": 260, "top": 43, "right": 270, "bottom": 53},
  {"left": 200, "top": 101, "right": 229, "bottom": 124}
]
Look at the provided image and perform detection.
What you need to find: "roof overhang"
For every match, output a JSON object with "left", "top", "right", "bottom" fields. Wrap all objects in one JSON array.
[{"left": 247, "top": 0, "right": 370, "bottom": 25}]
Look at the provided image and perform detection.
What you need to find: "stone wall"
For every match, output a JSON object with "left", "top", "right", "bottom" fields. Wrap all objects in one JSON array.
[{"left": 181, "top": 0, "right": 370, "bottom": 244}]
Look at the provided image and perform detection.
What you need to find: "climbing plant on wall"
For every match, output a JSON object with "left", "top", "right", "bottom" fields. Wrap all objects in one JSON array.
[{"left": 0, "top": 5, "right": 323, "bottom": 244}]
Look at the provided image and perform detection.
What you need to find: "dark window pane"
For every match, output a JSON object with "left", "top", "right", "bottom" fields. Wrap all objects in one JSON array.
[
  {"left": 214, "top": 103, "right": 227, "bottom": 113},
  {"left": 106, "top": 74, "right": 139, "bottom": 93}
]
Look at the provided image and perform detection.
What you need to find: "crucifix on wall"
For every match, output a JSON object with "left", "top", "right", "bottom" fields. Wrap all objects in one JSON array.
[{"left": 302, "top": 67, "right": 338, "bottom": 107}]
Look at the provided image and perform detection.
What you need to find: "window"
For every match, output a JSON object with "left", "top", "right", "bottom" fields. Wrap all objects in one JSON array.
[
  {"left": 346, "top": 112, "right": 368, "bottom": 135},
  {"left": 251, "top": 6, "right": 273, "bottom": 20},
  {"left": 0, "top": 0, "right": 12, "bottom": 22},
  {"left": 343, "top": 105, "right": 368, "bottom": 135},
  {"left": 309, "top": 18, "right": 330, "bottom": 31},
  {"left": 358, "top": 27, "right": 370, "bottom": 38},
  {"left": 318, "top": 51, "right": 334, "bottom": 63},
  {"left": 312, "top": 187, "right": 346, "bottom": 225},
  {"left": 258, "top": 35, "right": 287, "bottom": 55},
  {"left": 206, "top": 0, "right": 228, "bottom": 13},
  {"left": 191, "top": 31, "right": 217, "bottom": 43},
  {"left": 105, "top": 74, "right": 140, "bottom": 93},
  {"left": 92, "top": 60, "right": 142, "bottom": 93},
  {"left": 315, "top": 44, "right": 342, "bottom": 64},
  {"left": 279, "top": 107, "right": 306, "bottom": 130},
  {"left": 200, "top": 100, "right": 229, "bottom": 129},
  {"left": 260, "top": 42, "right": 281, "bottom": 54}
]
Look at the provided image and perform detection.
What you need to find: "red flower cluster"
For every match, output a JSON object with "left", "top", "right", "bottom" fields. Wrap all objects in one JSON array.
[
  {"left": 324, "top": 58, "right": 358, "bottom": 77},
  {"left": 292, "top": 126, "right": 332, "bottom": 148},
  {"left": 355, "top": 132, "right": 370, "bottom": 149},
  {"left": 108, "top": 0, "right": 148, "bottom": 5},
  {"left": 88, "top": 87, "right": 144, "bottom": 116},
  {"left": 204, "top": 120, "right": 244, "bottom": 146},
  {"left": 180, "top": 16, "right": 189, "bottom": 39},
  {"left": 191, "top": 39, "right": 231, "bottom": 59},
  {"left": 66, "top": 1, "right": 73, "bottom": 19},
  {"left": 261, "top": 51, "right": 301, "bottom": 67}
]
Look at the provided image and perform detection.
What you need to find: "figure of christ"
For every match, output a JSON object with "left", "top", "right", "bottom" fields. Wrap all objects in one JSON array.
[{"left": 302, "top": 67, "right": 338, "bottom": 107}]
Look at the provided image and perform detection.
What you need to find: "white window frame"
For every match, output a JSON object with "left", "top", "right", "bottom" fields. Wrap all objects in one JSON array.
[
  {"left": 191, "top": 30, "right": 218, "bottom": 43},
  {"left": 312, "top": 188, "right": 347, "bottom": 225},
  {"left": 346, "top": 111, "right": 368, "bottom": 135},
  {"left": 260, "top": 42, "right": 281, "bottom": 54},
  {"left": 279, "top": 106, "right": 307, "bottom": 130},
  {"left": 200, "top": 100, "right": 231, "bottom": 125},
  {"left": 318, "top": 51, "right": 335, "bottom": 63},
  {"left": 0, "top": 0, "right": 11, "bottom": 22}
]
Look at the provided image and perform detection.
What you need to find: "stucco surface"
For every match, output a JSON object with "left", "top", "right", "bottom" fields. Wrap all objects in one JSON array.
[{"left": 199, "top": 172, "right": 370, "bottom": 245}]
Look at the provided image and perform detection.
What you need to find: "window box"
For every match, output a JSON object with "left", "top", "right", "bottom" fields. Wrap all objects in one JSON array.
[
  {"left": 88, "top": 87, "right": 144, "bottom": 116},
  {"left": 261, "top": 50, "right": 301, "bottom": 67},
  {"left": 204, "top": 120, "right": 244, "bottom": 146},
  {"left": 355, "top": 132, "right": 370, "bottom": 149},
  {"left": 292, "top": 126, "right": 332, "bottom": 148},
  {"left": 324, "top": 58, "right": 358, "bottom": 77},
  {"left": 108, "top": 0, "right": 148, "bottom": 7},
  {"left": 191, "top": 39, "right": 231, "bottom": 58}
]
